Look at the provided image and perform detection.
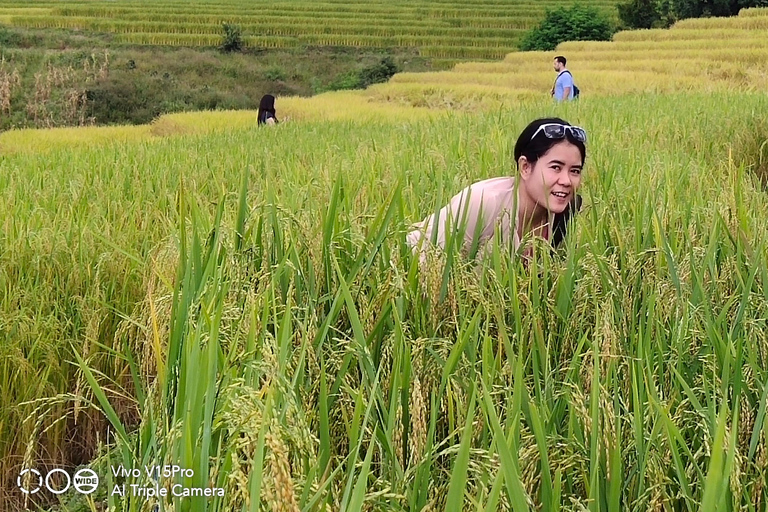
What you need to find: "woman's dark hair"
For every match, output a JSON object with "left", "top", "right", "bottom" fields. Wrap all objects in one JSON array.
[
  {"left": 257, "top": 94, "right": 277, "bottom": 125},
  {"left": 513, "top": 117, "right": 586, "bottom": 169}
]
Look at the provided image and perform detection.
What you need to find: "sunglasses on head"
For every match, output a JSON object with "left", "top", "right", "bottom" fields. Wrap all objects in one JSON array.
[{"left": 530, "top": 123, "right": 587, "bottom": 143}]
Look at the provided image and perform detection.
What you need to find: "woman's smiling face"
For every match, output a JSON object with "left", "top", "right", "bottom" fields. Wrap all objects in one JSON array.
[{"left": 519, "top": 140, "right": 583, "bottom": 214}]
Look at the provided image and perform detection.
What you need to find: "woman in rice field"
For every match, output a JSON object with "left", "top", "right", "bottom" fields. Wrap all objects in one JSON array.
[
  {"left": 406, "top": 117, "right": 585, "bottom": 260},
  {"left": 257, "top": 94, "right": 279, "bottom": 126}
]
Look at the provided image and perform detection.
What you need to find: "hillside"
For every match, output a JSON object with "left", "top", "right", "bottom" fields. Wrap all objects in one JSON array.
[{"left": 0, "top": 0, "right": 619, "bottom": 59}]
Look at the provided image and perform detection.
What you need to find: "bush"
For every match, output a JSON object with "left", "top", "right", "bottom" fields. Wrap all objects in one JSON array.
[
  {"left": 264, "top": 66, "right": 287, "bottom": 82},
  {"left": 220, "top": 23, "right": 243, "bottom": 53},
  {"left": 327, "top": 71, "right": 363, "bottom": 91},
  {"left": 325, "top": 57, "right": 399, "bottom": 92},
  {"left": 359, "top": 56, "right": 398, "bottom": 87},
  {"left": 0, "top": 26, "right": 24, "bottom": 47},
  {"left": 519, "top": 4, "right": 617, "bottom": 52},
  {"left": 0, "top": 25, "right": 44, "bottom": 48},
  {"left": 86, "top": 74, "right": 162, "bottom": 124}
]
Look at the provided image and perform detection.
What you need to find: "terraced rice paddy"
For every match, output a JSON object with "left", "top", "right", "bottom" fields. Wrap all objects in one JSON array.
[
  {"left": 0, "top": 0, "right": 618, "bottom": 59},
  {"left": 367, "top": 8, "right": 768, "bottom": 107},
  {"left": 3, "top": 5, "right": 768, "bottom": 512}
]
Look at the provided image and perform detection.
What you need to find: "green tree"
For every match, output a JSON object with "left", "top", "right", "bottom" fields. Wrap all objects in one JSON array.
[
  {"left": 617, "top": 0, "right": 661, "bottom": 28},
  {"left": 519, "top": 4, "right": 617, "bottom": 52},
  {"left": 619, "top": 0, "right": 768, "bottom": 29}
]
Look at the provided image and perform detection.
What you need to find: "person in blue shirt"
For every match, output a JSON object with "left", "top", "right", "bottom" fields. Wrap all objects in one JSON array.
[{"left": 551, "top": 56, "right": 574, "bottom": 102}]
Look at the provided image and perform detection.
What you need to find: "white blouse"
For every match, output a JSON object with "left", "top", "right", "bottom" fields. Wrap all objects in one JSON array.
[{"left": 406, "top": 176, "right": 555, "bottom": 258}]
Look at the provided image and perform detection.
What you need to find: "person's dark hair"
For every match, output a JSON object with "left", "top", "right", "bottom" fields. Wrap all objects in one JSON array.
[
  {"left": 513, "top": 117, "right": 586, "bottom": 169},
  {"left": 257, "top": 94, "right": 277, "bottom": 125},
  {"left": 554, "top": 55, "right": 567, "bottom": 66},
  {"left": 551, "top": 193, "right": 582, "bottom": 248}
]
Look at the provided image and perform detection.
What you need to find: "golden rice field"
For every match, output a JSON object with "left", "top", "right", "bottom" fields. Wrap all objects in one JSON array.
[
  {"left": 0, "top": 0, "right": 619, "bottom": 59},
  {"left": 3, "top": 6, "right": 768, "bottom": 512},
  {"left": 367, "top": 7, "right": 768, "bottom": 107}
]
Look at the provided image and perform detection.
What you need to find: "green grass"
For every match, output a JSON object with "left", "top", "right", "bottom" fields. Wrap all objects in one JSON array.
[
  {"left": 0, "top": 24, "right": 445, "bottom": 129},
  {"left": 3, "top": 92, "right": 768, "bottom": 510}
]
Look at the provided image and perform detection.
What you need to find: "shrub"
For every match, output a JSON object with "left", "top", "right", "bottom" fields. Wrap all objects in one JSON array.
[
  {"left": 86, "top": 74, "right": 163, "bottom": 124},
  {"left": 519, "top": 4, "right": 617, "bottom": 51},
  {"left": 324, "top": 57, "right": 399, "bottom": 92},
  {"left": 220, "top": 23, "right": 243, "bottom": 53},
  {"left": 0, "top": 26, "right": 24, "bottom": 47},
  {"left": 264, "top": 66, "right": 287, "bottom": 82},
  {"left": 359, "top": 57, "right": 398, "bottom": 87},
  {"left": 327, "top": 71, "right": 363, "bottom": 91}
]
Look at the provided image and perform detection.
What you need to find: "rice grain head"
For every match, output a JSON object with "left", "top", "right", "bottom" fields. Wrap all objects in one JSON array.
[{"left": 264, "top": 423, "right": 300, "bottom": 512}]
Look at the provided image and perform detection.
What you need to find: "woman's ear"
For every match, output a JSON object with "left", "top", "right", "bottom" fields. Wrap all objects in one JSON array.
[{"left": 518, "top": 156, "right": 533, "bottom": 180}]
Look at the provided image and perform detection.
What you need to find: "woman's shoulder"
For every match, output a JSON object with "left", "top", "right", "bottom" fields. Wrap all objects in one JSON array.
[
  {"left": 450, "top": 176, "right": 516, "bottom": 223},
  {"left": 465, "top": 176, "right": 516, "bottom": 202},
  {"left": 469, "top": 176, "right": 515, "bottom": 190}
]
